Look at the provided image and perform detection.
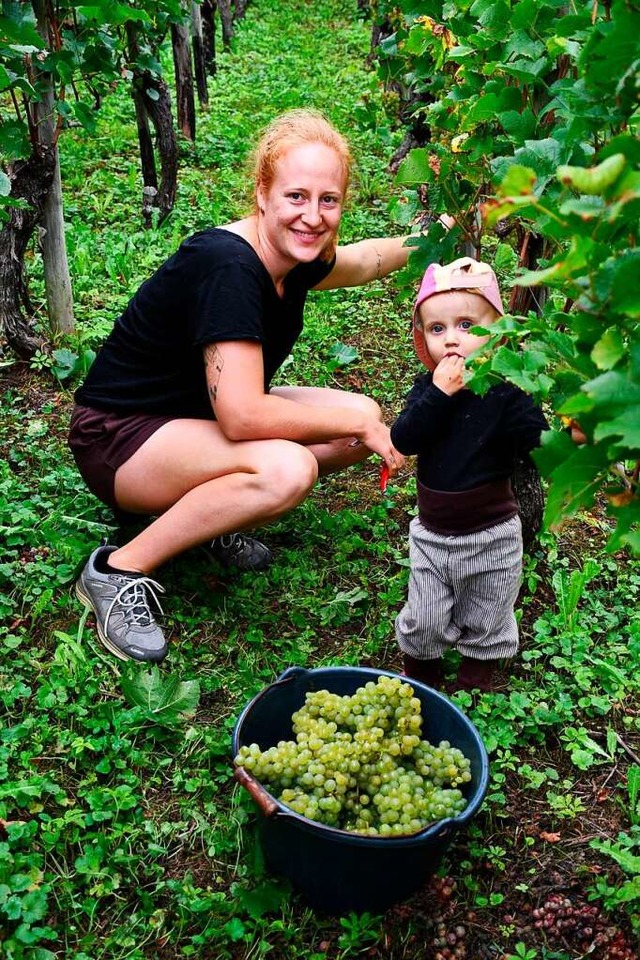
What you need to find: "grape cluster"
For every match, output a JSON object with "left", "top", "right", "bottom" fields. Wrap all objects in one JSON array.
[
  {"left": 529, "top": 894, "right": 637, "bottom": 959},
  {"left": 234, "top": 675, "right": 472, "bottom": 835}
]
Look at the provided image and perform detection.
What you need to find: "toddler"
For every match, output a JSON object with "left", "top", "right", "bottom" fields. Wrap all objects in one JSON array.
[{"left": 391, "top": 257, "right": 548, "bottom": 692}]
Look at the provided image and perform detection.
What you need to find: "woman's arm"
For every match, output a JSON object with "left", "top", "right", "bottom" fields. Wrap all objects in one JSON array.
[
  {"left": 204, "top": 340, "right": 401, "bottom": 470},
  {"left": 313, "top": 235, "right": 411, "bottom": 290},
  {"left": 315, "top": 215, "right": 454, "bottom": 290}
]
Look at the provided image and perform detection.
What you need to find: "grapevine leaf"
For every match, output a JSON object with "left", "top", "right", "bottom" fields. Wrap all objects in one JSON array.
[
  {"left": 516, "top": 237, "right": 594, "bottom": 287},
  {"left": 559, "top": 196, "right": 605, "bottom": 219},
  {"left": 591, "top": 328, "right": 625, "bottom": 371},
  {"left": 594, "top": 408, "right": 640, "bottom": 448},
  {"left": 395, "top": 148, "right": 434, "bottom": 185},
  {"left": 120, "top": 665, "right": 200, "bottom": 726},
  {"left": 499, "top": 108, "right": 538, "bottom": 142},
  {"left": 584, "top": 371, "right": 640, "bottom": 408},
  {"left": 533, "top": 437, "right": 611, "bottom": 529},
  {"left": 594, "top": 251, "right": 640, "bottom": 318},
  {"left": 497, "top": 164, "right": 537, "bottom": 196},
  {"left": 0, "top": 118, "right": 31, "bottom": 162},
  {"left": 469, "top": 0, "right": 511, "bottom": 29},
  {"left": 72, "top": 101, "right": 98, "bottom": 134},
  {"left": 492, "top": 138, "right": 565, "bottom": 186},
  {"left": 606, "top": 499, "right": 640, "bottom": 554}
]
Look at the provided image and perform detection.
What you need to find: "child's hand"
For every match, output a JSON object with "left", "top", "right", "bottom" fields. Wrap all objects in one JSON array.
[
  {"left": 433, "top": 355, "right": 465, "bottom": 395},
  {"left": 570, "top": 420, "right": 587, "bottom": 445}
]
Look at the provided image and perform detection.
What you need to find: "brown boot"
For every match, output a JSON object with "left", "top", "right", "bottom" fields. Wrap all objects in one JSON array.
[
  {"left": 455, "top": 657, "right": 498, "bottom": 693},
  {"left": 402, "top": 654, "right": 444, "bottom": 689}
]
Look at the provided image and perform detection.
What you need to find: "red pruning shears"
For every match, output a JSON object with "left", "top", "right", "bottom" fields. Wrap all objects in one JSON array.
[{"left": 380, "top": 463, "right": 390, "bottom": 494}]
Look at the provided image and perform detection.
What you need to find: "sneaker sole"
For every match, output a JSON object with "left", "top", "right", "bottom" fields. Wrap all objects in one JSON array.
[{"left": 75, "top": 580, "right": 165, "bottom": 663}]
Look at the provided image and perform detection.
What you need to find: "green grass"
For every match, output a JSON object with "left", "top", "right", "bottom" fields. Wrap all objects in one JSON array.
[{"left": 1, "top": 0, "right": 640, "bottom": 958}]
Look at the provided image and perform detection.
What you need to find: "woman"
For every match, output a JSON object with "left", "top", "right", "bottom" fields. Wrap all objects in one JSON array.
[{"left": 70, "top": 109, "right": 409, "bottom": 664}]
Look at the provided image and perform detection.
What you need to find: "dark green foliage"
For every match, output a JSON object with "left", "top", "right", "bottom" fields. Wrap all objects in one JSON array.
[
  {"left": 0, "top": 0, "right": 639, "bottom": 957},
  {"left": 375, "top": 0, "right": 640, "bottom": 550}
]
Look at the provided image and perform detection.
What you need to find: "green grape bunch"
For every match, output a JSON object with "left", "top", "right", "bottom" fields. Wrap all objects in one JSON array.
[{"left": 234, "top": 675, "right": 472, "bottom": 836}]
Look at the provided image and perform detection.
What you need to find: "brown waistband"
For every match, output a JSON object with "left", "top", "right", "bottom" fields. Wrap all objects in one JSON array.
[{"left": 417, "top": 478, "right": 518, "bottom": 535}]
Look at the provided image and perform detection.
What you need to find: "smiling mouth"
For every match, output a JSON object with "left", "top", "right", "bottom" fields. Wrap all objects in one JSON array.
[{"left": 291, "top": 228, "right": 323, "bottom": 241}]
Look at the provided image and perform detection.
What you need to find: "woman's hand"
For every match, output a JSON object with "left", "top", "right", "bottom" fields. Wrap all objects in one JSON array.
[
  {"left": 432, "top": 355, "right": 465, "bottom": 396},
  {"left": 359, "top": 420, "right": 405, "bottom": 476}
]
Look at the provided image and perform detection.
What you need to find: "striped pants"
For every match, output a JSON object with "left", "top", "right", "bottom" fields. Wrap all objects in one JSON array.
[{"left": 395, "top": 516, "right": 523, "bottom": 661}]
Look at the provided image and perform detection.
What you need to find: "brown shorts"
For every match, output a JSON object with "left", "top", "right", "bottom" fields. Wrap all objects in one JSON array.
[{"left": 68, "top": 405, "right": 175, "bottom": 512}]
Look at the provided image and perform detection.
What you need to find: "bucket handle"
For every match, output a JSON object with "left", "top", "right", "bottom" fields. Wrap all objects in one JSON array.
[
  {"left": 233, "top": 765, "right": 280, "bottom": 818},
  {"left": 274, "top": 665, "right": 309, "bottom": 684}
]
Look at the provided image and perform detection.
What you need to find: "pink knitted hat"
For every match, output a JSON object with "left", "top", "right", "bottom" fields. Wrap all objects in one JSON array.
[{"left": 413, "top": 257, "right": 504, "bottom": 370}]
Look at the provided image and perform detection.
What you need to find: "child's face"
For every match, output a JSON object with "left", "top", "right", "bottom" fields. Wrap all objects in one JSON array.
[{"left": 418, "top": 291, "right": 497, "bottom": 367}]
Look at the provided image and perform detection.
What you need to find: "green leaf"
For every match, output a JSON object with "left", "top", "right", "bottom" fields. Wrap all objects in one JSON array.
[
  {"left": 120, "top": 666, "right": 200, "bottom": 726},
  {"left": 593, "top": 251, "right": 640, "bottom": 319},
  {"left": 569, "top": 748, "right": 598, "bottom": 770},
  {"left": 516, "top": 237, "right": 594, "bottom": 287},
  {"left": 490, "top": 346, "right": 551, "bottom": 395},
  {"left": 327, "top": 342, "right": 358, "bottom": 368},
  {"left": 593, "top": 840, "right": 640, "bottom": 875},
  {"left": 0, "top": 118, "right": 31, "bottom": 162},
  {"left": 533, "top": 433, "right": 611, "bottom": 528},
  {"left": 497, "top": 164, "right": 537, "bottom": 196},
  {"left": 466, "top": 93, "right": 503, "bottom": 124},
  {"left": 493, "top": 138, "right": 565, "bottom": 185},
  {"left": 51, "top": 348, "right": 79, "bottom": 380},
  {"left": 222, "top": 917, "right": 246, "bottom": 941},
  {"left": 469, "top": 0, "right": 511, "bottom": 29},
  {"left": 232, "top": 880, "right": 289, "bottom": 918},
  {"left": 559, "top": 196, "right": 605, "bottom": 219},
  {"left": 584, "top": 371, "right": 640, "bottom": 409},
  {"left": 607, "top": 498, "right": 640, "bottom": 554},
  {"left": 19, "top": 889, "right": 48, "bottom": 924},
  {"left": 495, "top": 55, "right": 550, "bottom": 82},
  {"left": 499, "top": 109, "right": 538, "bottom": 143},
  {"left": 72, "top": 101, "right": 98, "bottom": 134},
  {"left": 594, "top": 408, "right": 640, "bottom": 449},
  {"left": 395, "top": 148, "right": 434, "bottom": 186},
  {"left": 591, "top": 328, "right": 625, "bottom": 371}
]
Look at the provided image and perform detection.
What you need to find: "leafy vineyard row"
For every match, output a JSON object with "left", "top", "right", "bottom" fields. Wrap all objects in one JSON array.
[{"left": 368, "top": 0, "right": 639, "bottom": 552}]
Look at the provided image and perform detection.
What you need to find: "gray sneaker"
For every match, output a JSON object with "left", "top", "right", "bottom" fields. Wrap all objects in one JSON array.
[
  {"left": 207, "top": 533, "right": 272, "bottom": 571},
  {"left": 76, "top": 546, "right": 168, "bottom": 662}
]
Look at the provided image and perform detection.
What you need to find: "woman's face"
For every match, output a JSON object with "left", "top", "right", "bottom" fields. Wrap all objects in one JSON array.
[{"left": 257, "top": 142, "right": 346, "bottom": 270}]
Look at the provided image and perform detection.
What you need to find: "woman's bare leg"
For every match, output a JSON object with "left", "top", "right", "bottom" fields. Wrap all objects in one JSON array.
[{"left": 110, "top": 418, "right": 318, "bottom": 573}]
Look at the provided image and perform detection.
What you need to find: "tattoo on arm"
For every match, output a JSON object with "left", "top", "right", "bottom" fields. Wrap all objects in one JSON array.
[{"left": 204, "top": 344, "right": 224, "bottom": 404}]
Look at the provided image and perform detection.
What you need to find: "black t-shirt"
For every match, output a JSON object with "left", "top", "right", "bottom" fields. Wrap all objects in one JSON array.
[{"left": 75, "top": 228, "right": 335, "bottom": 418}]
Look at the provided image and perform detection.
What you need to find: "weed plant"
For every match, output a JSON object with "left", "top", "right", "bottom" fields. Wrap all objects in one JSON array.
[{"left": 1, "top": 0, "right": 639, "bottom": 958}]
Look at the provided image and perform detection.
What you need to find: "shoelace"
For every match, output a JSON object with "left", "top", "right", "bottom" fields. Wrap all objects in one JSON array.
[
  {"left": 216, "top": 533, "right": 245, "bottom": 555},
  {"left": 105, "top": 576, "right": 166, "bottom": 631}
]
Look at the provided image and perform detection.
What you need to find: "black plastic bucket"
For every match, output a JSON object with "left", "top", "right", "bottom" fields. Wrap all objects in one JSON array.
[{"left": 232, "top": 666, "right": 489, "bottom": 914}]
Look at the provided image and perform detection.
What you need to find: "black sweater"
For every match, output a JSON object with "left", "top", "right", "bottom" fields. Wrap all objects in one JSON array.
[{"left": 391, "top": 374, "right": 548, "bottom": 492}]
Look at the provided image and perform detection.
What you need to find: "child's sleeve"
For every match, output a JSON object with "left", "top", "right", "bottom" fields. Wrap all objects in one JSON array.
[
  {"left": 390, "top": 375, "right": 456, "bottom": 455},
  {"left": 500, "top": 387, "right": 549, "bottom": 454}
]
